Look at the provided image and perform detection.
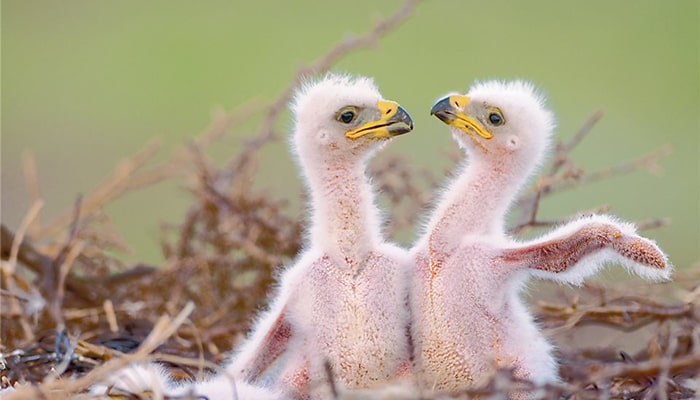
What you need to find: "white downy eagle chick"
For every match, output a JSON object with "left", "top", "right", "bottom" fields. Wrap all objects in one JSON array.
[
  {"left": 89, "top": 74, "right": 415, "bottom": 400},
  {"left": 227, "top": 73, "right": 415, "bottom": 399},
  {"left": 409, "top": 80, "right": 671, "bottom": 395}
]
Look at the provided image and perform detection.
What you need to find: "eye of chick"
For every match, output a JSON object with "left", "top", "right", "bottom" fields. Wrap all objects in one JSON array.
[
  {"left": 486, "top": 107, "right": 505, "bottom": 126},
  {"left": 336, "top": 107, "right": 358, "bottom": 124}
]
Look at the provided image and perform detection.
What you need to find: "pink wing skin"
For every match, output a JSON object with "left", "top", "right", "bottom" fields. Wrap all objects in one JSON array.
[
  {"left": 499, "top": 223, "right": 668, "bottom": 273},
  {"left": 280, "top": 361, "right": 310, "bottom": 400},
  {"left": 243, "top": 309, "right": 293, "bottom": 382}
]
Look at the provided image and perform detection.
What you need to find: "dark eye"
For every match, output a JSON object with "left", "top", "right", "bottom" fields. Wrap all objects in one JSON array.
[
  {"left": 340, "top": 111, "right": 355, "bottom": 123},
  {"left": 337, "top": 108, "right": 357, "bottom": 124},
  {"left": 488, "top": 112, "right": 504, "bottom": 126}
]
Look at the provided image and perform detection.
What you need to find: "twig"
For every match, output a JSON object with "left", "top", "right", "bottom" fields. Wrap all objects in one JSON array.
[
  {"left": 556, "top": 109, "right": 605, "bottom": 166},
  {"left": 6, "top": 201, "right": 44, "bottom": 275},
  {"left": 0, "top": 224, "right": 98, "bottom": 303},
  {"left": 228, "top": 0, "right": 421, "bottom": 189},
  {"left": 636, "top": 217, "right": 672, "bottom": 231},
  {"left": 102, "top": 299, "right": 119, "bottom": 334},
  {"left": 52, "top": 242, "right": 85, "bottom": 331},
  {"left": 555, "top": 296, "right": 693, "bottom": 320},
  {"left": 7, "top": 302, "right": 199, "bottom": 399},
  {"left": 40, "top": 140, "right": 173, "bottom": 238},
  {"left": 587, "top": 352, "right": 700, "bottom": 384},
  {"left": 513, "top": 143, "right": 673, "bottom": 235},
  {"left": 515, "top": 110, "right": 604, "bottom": 231},
  {"left": 2, "top": 201, "right": 44, "bottom": 343},
  {"left": 539, "top": 145, "right": 673, "bottom": 198},
  {"left": 22, "top": 151, "right": 43, "bottom": 235},
  {"left": 510, "top": 204, "right": 611, "bottom": 235},
  {"left": 46, "top": 332, "right": 78, "bottom": 382},
  {"left": 538, "top": 298, "right": 695, "bottom": 332},
  {"left": 195, "top": 99, "right": 266, "bottom": 150},
  {"left": 44, "top": 196, "right": 83, "bottom": 327},
  {"left": 651, "top": 333, "right": 677, "bottom": 400}
]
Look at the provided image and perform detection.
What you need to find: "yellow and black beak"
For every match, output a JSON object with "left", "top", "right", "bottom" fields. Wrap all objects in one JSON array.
[
  {"left": 345, "top": 100, "right": 413, "bottom": 139},
  {"left": 430, "top": 95, "right": 493, "bottom": 140}
]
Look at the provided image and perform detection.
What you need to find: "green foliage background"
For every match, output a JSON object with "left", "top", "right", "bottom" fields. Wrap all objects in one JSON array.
[{"left": 2, "top": 1, "right": 698, "bottom": 269}]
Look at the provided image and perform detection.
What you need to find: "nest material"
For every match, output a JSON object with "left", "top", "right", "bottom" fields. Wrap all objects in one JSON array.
[{"left": 2, "top": 216, "right": 698, "bottom": 399}]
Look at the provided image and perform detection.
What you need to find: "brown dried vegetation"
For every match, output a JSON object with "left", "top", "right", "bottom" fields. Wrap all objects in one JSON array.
[{"left": 1, "top": 1, "right": 698, "bottom": 398}]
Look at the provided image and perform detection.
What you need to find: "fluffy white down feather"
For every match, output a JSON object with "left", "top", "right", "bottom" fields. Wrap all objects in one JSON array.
[
  {"left": 88, "top": 363, "right": 282, "bottom": 399},
  {"left": 410, "top": 80, "right": 672, "bottom": 394},
  {"left": 226, "top": 73, "right": 414, "bottom": 398}
]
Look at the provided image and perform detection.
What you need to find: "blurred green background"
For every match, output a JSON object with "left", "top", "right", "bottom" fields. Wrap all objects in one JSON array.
[{"left": 2, "top": 1, "right": 698, "bottom": 270}]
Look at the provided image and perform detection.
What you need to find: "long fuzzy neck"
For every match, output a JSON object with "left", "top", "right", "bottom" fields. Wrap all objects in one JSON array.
[
  {"left": 424, "top": 154, "right": 531, "bottom": 250},
  {"left": 303, "top": 152, "right": 382, "bottom": 263}
]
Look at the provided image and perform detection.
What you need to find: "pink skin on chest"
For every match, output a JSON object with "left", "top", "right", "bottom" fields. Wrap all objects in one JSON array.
[{"left": 294, "top": 252, "right": 409, "bottom": 387}]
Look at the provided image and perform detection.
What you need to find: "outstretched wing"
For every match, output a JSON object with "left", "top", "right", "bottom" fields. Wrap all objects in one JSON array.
[{"left": 499, "top": 215, "right": 671, "bottom": 284}]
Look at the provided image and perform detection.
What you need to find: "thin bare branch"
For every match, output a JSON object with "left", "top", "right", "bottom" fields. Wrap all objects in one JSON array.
[
  {"left": 514, "top": 110, "right": 605, "bottom": 231},
  {"left": 636, "top": 217, "right": 672, "bottom": 231},
  {"left": 40, "top": 140, "right": 171, "bottom": 237},
  {"left": 21, "top": 152, "right": 43, "bottom": 235},
  {"left": 229, "top": 0, "right": 421, "bottom": 187},
  {"left": 6, "top": 201, "right": 44, "bottom": 275},
  {"left": 513, "top": 142, "right": 673, "bottom": 235},
  {"left": 556, "top": 109, "right": 605, "bottom": 163},
  {"left": 541, "top": 144, "right": 672, "bottom": 198},
  {"left": 0, "top": 224, "right": 99, "bottom": 303}
]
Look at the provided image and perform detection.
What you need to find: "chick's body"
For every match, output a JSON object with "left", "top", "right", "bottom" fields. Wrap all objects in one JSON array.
[
  {"left": 229, "top": 73, "right": 415, "bottom": 399},
  {"left": 413, "top": 239, "right": 555, "bottom": 390},
  {"left": 410, "top": 80, "right": 671, "bottom": 395},
  {"left": 288, "top": 246, "right": 410, "bottom": 389}
]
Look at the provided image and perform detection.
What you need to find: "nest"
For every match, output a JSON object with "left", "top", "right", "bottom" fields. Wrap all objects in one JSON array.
[{"left": 1, "top": 1, "right": 697, "bottom": 398}]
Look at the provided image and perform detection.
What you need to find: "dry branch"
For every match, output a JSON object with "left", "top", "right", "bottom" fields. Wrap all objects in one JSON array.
[
  {"left": 228, "top": 0, "right": 420, "bottom": 190},
  {"left": 511, "top": 110, "right": 673, "bottom": 235}
]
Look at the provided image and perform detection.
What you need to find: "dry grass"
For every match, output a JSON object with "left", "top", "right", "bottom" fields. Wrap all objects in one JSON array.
[{"left": 1, "top": 1, "right": 698, "bottom": 398}]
